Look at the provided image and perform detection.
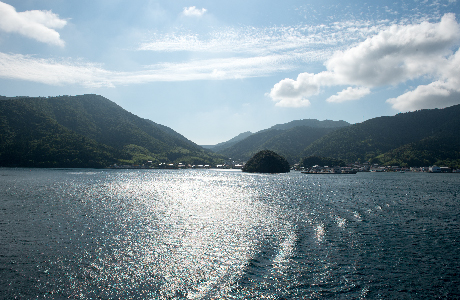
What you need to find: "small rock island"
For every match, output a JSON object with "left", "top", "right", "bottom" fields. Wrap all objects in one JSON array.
[{"left": 242, "top": 150, "right": 290, "bottom": 173}]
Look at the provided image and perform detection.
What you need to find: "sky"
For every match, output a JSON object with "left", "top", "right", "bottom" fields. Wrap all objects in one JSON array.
[{"left": 0, "top": 0, "right": 460, "bottom": 145}]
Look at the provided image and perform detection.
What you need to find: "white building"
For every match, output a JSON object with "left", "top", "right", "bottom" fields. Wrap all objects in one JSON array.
[{"left": 429, "top": 166, "right": 441, "bottom": 173}]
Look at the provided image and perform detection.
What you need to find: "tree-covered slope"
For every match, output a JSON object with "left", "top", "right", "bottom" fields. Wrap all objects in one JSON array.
[
  {"left": 267, "top": 119, "right": 349, "bottom": 131},
  {"left": 242, "top": 150, "right": 290, "bottom": 173},
  {"left": 0, "top": 95, "right": 223, "bottom": 167},
  {"left": 214, "top": 119, "right": 349, "bottom": 163},
  {"left": 255, "top": 126, "right": 338, "bottom": 164},
  {"left": 206, "top": 131, "right": 254, "bottom": 152},
  {"left": 217, "top": 130, "right": 283, "bottom": 161},
  {"left": 217, "top": 126, "right": 339, "bottom": 164},
  {"left": 0, "top": 98, "right": 119, "bottom": 167},
  {"left": 302, "top": 105, "right": 460, "bottom": 165},
  {"left": 374, "top": 127, "right": 460, "bottom": 168}
]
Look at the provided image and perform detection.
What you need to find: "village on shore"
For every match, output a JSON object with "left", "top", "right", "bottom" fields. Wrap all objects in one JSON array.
[
  {"left": 111, "top": 160, "right": 460, "bottom": 173},
  {"left": 295, "top": 163, "right": 460, "bottom": 174}
]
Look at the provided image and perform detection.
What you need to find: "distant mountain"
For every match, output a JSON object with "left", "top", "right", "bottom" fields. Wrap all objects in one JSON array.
[
  {"left": 0, "top": 95, "right": 223, "bottom": 168},
  {"left": 204, "top": 131, "right": 254, "bottom": 152},
  {"left": 216, "top": 119, "right": 349, "bottom": 164},
  {"left": 302, "top": 105, "right": 460, "bottom": 167},
  {"left": 267, "top": 119, "right": 350, "bottom": 131},
  {"left": 5, "top": 94, "right": 457, "bottom": 169}
]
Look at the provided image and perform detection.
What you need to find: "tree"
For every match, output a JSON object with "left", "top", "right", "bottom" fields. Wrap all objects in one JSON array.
[{"left": 242, "top": 150, "right": 290, "bottom": 173}]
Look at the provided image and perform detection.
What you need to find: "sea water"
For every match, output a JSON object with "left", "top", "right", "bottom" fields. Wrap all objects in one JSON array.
[{"left": 1, "top": 168, "right": 459, "bottom": 299}]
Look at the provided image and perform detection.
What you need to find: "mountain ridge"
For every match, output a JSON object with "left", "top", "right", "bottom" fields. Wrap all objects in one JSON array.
[
  {"left": 1, "top": 94, "right": 459, "bottom": 168},
  {"left": 203, "top": 131, "right": 254, "bottom": 152},
  {"left": 215, "top": 119, "right": 350, "bottom": 163},
  {"left": 0, "top": 94, "right": 223, "bottom": 167},
  {"left": 302, "top": 105, "right": 460, "bottom": 167},
  {"left": 266, "top": 119, "right": 350, "bottom": 131}
]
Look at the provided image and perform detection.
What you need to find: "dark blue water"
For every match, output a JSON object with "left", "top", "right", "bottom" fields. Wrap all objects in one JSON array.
[{"left": 1, "top": 168, "right": 459, "bottom": 299}]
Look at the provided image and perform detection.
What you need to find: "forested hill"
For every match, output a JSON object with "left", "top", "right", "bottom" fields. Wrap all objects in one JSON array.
[
  {"left": 303, "top": 104, "right": 460, "bottom": 167},
  {"left": 216, "top": 119, "right": 350, "bottom": 164},
  {"left": 203, "top": 131, "right": 254, "bottom": 152},
  {"left": 0, "top": 95, "right": 223, "bottom": 168},
  {"left": 266, "top": 119, "right": 349, "bottom": 131}
]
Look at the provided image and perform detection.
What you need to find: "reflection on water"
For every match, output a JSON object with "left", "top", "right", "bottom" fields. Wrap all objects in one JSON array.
[
  {"left": 1, "top": 169, "right": 460, "bottom": 299},
  {"left": 60, "top": 170, "right": 284, "bottom": 299}
]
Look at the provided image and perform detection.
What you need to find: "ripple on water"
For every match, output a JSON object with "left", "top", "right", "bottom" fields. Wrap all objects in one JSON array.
[{"left": 0, "top": 169, "right": 460, "bottom": 299}]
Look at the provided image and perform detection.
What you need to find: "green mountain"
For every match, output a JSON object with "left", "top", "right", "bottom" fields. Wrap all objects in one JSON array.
[
  {"left": 302, "top": 104, "right": 460, "bottom": 167},
  {"left": 3, "top": 94, "right": 457, "bottom": 169},
  {"left": 0, "top": 94, "right": 223, "bottom": 168},
  {"left": 217, "top": 120, "right": 350, "bottom": 164},
  {"left": 203, "top": 131, "right": 254, "bottom": 152},
  {"left": 267, "top": 119, "right": 349, "bottom": 131}
]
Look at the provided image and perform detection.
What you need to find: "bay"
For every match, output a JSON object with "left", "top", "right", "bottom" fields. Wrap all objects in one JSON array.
[{"left": 0, "top": 168, "right": 459, "bottom": 299}]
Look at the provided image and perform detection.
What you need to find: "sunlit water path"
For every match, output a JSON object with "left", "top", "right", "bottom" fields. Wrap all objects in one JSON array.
[{"left": 1, "top": 169, "right": 459, "bottom": 299}]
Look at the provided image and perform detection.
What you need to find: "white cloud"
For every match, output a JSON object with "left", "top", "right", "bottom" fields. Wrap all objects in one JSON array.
[
  {"left": 386, "top": 49, "right": 460, "bottom": 110},
  {"left": 211, "top": 69, "right": 226, "bottom": 78},
  {"left": 275, "top": 98, "right": 311, "bottom": 108},
  {"left": 386, "top": 80, "right": 460, "bottom": 110},
  {"left": 182, "top": 6, "right": 207, "bottom": 17},
  {"left": 138, "top": 21, "right": 391, "bottom": 56},
  {"left": 133, "top": 55, "right": 296, "bottom": 82},
  {"left": 269, "top": 73, "right": 320, "bottom": 106},
  {"left": 0, "top": 52, "right": 295, "bottom": 87},
  {"left": 7, "top": 10, "right": 387, "bottom": 87},
  {"left": 325, "top": 13, "right": 460, "bottom": 87},
  {"left": 2, "top": 7, "right": 459, "bottom": 113},
  {"left": 0, "top": 52, "right": 113, "bottom": 87},
  {"left": 269, "top": 13, "right": 460, "bottom": 109},
  {"left": 0, "top": 1, "right": 66, "bottom": 46},
  {"left": 326, "top": 87, "right": 371, "bottom": 103}
]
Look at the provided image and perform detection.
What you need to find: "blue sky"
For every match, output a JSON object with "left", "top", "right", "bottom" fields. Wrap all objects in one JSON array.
[{"left": 1, "top": 0, "right": 459, "bottom": 144}]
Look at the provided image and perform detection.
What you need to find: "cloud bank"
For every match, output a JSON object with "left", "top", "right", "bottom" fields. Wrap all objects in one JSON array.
[
  {"left": 1, "top": 6, "right": 459, "bottom": 115},
  {"left": 0, "top": 16, "right": 393, "bottom": 88},
  {"left": 138, "top": 21, "right": 390, "bottom": 56},
  {"left": 0, "top": 1, "right": 66, "bottom": 46},
  {"left": 269, "top": 13, "right": 460, "bottom": 111},
  {"left": 0, "top": 52, "right": 295, "bottom": 87}
]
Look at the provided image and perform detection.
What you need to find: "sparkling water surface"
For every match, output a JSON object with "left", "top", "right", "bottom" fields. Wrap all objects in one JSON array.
[{"left": 1, "top": 168, "right": 459, "bottom": 299}]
